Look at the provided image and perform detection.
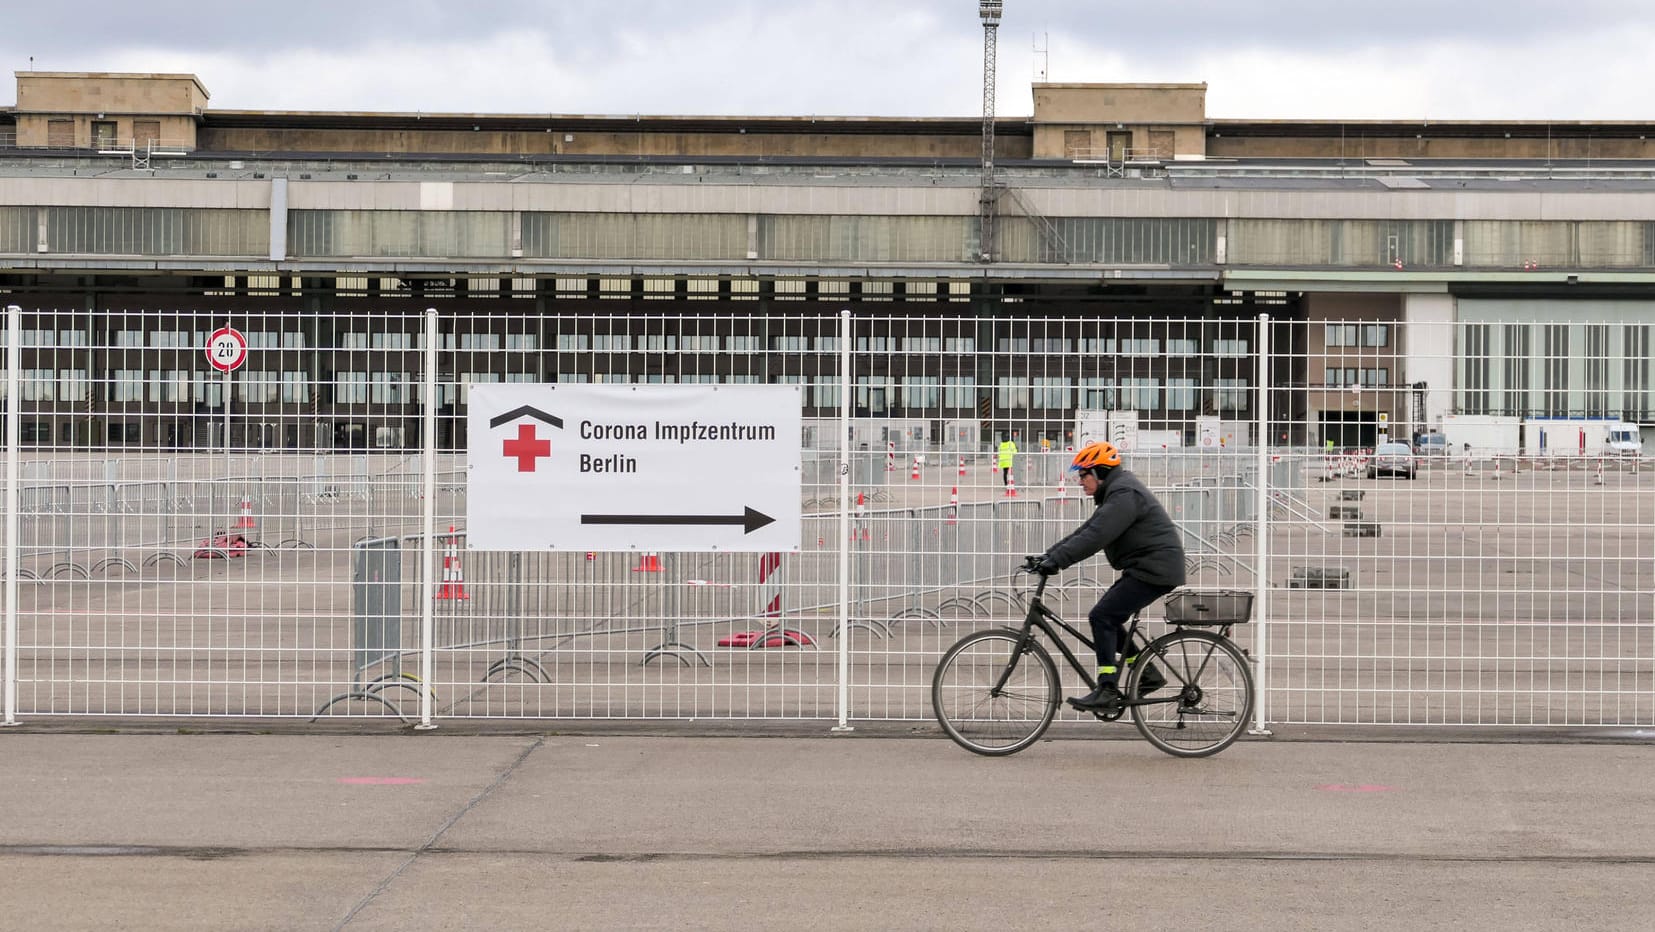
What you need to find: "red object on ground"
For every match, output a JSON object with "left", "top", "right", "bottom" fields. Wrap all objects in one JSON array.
[{"left": 193, "top": 531, "right": 248, "bottom": 559}]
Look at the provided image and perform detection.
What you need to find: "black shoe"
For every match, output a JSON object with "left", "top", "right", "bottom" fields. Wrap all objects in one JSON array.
[
  {"left": 1068, "top": 682, "right": 1124, "bottom": 712},
  {"left": 1134, "top": 663, "right": 1167, "bottom": 696}
]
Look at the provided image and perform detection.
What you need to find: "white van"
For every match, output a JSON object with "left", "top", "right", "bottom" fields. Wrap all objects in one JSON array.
[{"left": 1607, "top": 425, "right": 1644, "bottom": 456}]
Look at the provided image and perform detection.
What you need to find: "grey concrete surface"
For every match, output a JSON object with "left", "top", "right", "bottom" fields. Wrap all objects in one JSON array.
[{"left": 3, "top": 731, "right": 1654, "bottom": 931}]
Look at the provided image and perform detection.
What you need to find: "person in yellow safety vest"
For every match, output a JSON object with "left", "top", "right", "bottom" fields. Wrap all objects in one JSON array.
[{"left": 997, "top": 433, "right": 1018, "bottom": 486}]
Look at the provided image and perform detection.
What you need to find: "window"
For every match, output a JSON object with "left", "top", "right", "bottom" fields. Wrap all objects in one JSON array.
[
  {"left": 772, "top": 336, "right": 808, "bottom": 352},
  {"left": 943, "top": 377, "right": 975, "bottom": 409},
  {"left": 1363, "top": 325, "right": 1389, "bottom": 347},
  {"left": 1121, "top": 339, "right": 1160, "bottom": 356},
  {"left": 336, "top": 372, "right": 369, "bottom": 404},
  {"left": 944, "top": 337, "right": 976, "bottom": 353},
  {"left": 726, "top": 335, "right": 762, "bottom": 352},
  {"left": 50, "top": 370, "right": 86, "bottom": 402},
  {"left": 1212, "top": 339, "right": 1249, "bottom": 356},
  {"left": 505, "top": 333, "right": 538, "bottom": 351},
  {"left": 903, "top": 337, "right": 942, "bottom": 353},
  {"left": 371, "top": 372, "right": 412, "bottom": 404},
  {"left": 815, "top": 336, "right": 841, "bottom": 353},
  {"left": 680, "top": 335, "right": 718, "bottom": 352},
  {"left": 282, "top": 372, "right": 310, "bottom": 403},
  {"left": 92, "top": 121, "right": 118, "bottom": 148},
  {"left": 373, "top": 332, "right": 413, "bottom": 350},
  {"left": 1120, "top": 378, "right": 1159, "bottom": 410},
  {"left": 813, "top": 382, "right": 842, "bottom": 409},
  {"left": 593, "top": 334, "right": 632, "bottom": 352},
  {"left": 556, "top": 334, "right": 590, "bottom": 351},
  {"left": 246, "top": 331, "right": 282, "bottom": 349},
  {"left": 1033, "top": 338, "right": 1072, "bottom": 353},
  {"left": 856, "top": 376, "right": 893, "bottom": 412},
  {"left": 1215, "top": 379, "right": 1249, "bottom": 412},
  {"left": 995, "top": 377, "right": 1031, "bottom": 410},
  {"left": 114, "top": 330, "right": 144, "bottom": 348},
  {"left": 902, "top": 376, "right": 940, "bottom": 409},
  {"left": 1080, "top": 378, "right": 1114, "bottom": 409},
  {"left": 1032, "top": 377, "right": 1072, "bottom": 410},
  {"left": 1166, "top": 379, "right": 1196, "bottom": 411},
  {"left": 855, "top": 336, "right": 891, "bottom": 352},
  {"left": 1505, "top": 325, "right": 1532, "bottom": 415},
  {"left": 1325, "top": 324, "right": 1359, "bottom": 347},
  {"left": 238, "top": 371, "right": 280, "bottom": 403},
  {"left": 459, "top": 333, "right": 502, "bottom": 351},
  {"left": 147, "top": 370, "right": 191, "bottom": 403},
  {"left": 996, "top": 337, "right": 1029, "bottom": 353},
  {"left": 1080, "top": 338, "right": 1115, "bottom": 354},
  {"left": 112, "top": 370, "right": 143, "bottom": 402},
  {"left": 641, "top": 335, "right": 679, "bottom": 352},
  {"left": 342, "top": 332, "right": 370, "bottom": 349},
  {"left": 150, "top": 330, "right": 191, "bottom": 348},
  {"left": 1166, "top": 339, "right": 1197, "bottom": 356}
]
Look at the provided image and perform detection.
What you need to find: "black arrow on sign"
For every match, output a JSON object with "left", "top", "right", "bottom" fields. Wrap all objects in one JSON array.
[{"left": 580, "top": 507, "right": 776, "bottom": 534}]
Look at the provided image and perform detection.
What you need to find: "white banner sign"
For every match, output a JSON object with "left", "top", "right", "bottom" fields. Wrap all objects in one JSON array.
[{"left": 466, "top": 384, "right": 801, "bottom": 552}]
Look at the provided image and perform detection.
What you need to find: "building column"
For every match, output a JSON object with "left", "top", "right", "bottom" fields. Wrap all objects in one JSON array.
[{"left": 1404, "top": 293, "right": 1456, "bottom": 429}]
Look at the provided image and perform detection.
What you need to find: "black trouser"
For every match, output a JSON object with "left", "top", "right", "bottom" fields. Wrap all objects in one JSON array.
[{"left": 1087, "top": 574, "right": 1176, "bottom": 684}]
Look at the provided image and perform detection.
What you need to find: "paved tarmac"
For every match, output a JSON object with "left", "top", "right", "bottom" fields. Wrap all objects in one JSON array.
[{"left": 3, "top": 724, "right": 1654, "bottom": 931}]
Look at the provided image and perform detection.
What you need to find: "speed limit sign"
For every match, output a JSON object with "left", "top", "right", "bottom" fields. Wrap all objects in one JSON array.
[{"left": 206, "top": 326, "right": 248, "bottom": 372}]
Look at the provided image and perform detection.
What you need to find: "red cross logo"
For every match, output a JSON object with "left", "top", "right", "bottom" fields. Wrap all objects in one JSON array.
[{"left": 502, "top": 423, "right": 552, "bottom": 472}]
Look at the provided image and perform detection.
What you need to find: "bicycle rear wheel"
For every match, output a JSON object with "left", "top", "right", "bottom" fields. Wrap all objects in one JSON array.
[
  {"left": 1129, "top": 629, "right": 1254, "bottom": 758},
  {"left": 932, "top": 628, "right": 1060, "bottom": 756}
]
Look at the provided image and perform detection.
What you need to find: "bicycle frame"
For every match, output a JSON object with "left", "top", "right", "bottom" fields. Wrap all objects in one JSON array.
[{"left": 994, "top": 575, "right": 1175, "bottom": 709}]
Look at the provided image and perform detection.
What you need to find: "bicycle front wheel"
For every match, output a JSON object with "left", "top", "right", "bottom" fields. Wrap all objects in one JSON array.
[
  {"left": 932, "top": 628, "right": 1060, "bottom": 756},
  {"left": 1129, "top": 629, "right": 1254, "bottom": 758}
]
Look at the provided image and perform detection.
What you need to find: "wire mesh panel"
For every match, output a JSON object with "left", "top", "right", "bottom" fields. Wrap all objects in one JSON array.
[
  {"left": 1267, "top": 314, "right": 1655, "bottom": 726},
  {"left": 1, "top": 302, "right": 1651, "bottom": 727}
]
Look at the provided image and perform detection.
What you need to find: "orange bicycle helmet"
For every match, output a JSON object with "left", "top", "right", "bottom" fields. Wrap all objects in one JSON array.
[{"left": 1070, "top": 441, "right": 1123, "bottom": 474}]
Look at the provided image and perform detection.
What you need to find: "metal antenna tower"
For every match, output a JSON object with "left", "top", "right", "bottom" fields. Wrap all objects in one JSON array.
[{"left": 978, "top": 0, "right": 1003, "bottom": 262}]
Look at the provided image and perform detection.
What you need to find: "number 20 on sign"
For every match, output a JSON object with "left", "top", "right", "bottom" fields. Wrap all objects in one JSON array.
[{"left": 206, "top": 326, "right": 248, "bottom": 372}]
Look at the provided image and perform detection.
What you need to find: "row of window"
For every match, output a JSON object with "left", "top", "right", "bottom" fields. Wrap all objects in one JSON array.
[
  {"left": 9, "top": 368, "right": 1251, "bottom": 413},
  {"left": 1, "top": 330, "right": 1255, "bottom": 356}
]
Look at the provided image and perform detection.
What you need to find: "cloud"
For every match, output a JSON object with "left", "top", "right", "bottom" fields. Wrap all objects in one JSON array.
[{"left": 3, "top": 0, "right": 1653, "bottom": 119}]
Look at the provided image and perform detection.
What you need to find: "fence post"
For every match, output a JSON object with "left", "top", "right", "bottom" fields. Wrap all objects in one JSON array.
[
  {"left": 4, "top": 304, "right": 19, "bottom": 726},
  {"left": 834, "top": 307, "right": 854, "bottom": 732},
  {"left": 1251, "top": 312, "right": 1272, "bottom": 736},
  {"left": 416, "top": 308, "right": 438, "bottom": 730}
]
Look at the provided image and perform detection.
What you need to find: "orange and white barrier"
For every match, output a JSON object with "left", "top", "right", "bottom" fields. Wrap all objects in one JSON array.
[{"left": 435, "top": 526, "right": 470, "bottom": 599}]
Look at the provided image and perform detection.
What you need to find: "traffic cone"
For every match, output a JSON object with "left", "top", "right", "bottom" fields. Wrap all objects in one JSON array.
[
  {"left": 634, "top": 552, "right": 663, "bottom": 572},
  {"left": 1004, "top": 471, "right": 1018, "bottom": 498},
  {"left": 235, "top": 496, "right": 257, "bottom": 529},
  {"left": 855, "top": 492, "right": 871, "bottom": 542},
  {"left": 435, "top": 526, "right": 469, "bottom": 600},
  {"left": 1491, "top": 458, "right": 1504, "bottom": 481},
  {"left": 1055, "top": 474, "right": 1068, "bottom": 499},
  {"left": 1595, "top": 459, "right": 1605, "bottom": 485},
  {"left": 911, "top": 456, "right": 921, "bottom": 481},
  {"left": 958, "top": 456, "right": 966, "bottom": 477},
  {"left": 585, "top": 552, "right": 595, "bottom": 561},
  {"left": 947, "top": 487, "right": 959, "bottom": 525}
]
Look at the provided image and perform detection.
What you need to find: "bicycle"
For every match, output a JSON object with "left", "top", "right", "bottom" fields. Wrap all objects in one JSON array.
[{"left": 931, "top": 560, "right": 1256, "bottom": 758}]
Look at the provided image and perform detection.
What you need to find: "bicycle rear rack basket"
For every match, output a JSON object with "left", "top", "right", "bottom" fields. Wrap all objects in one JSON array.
[{"left": 1164, "top": 589, "right": 1254, "bottom": 626}]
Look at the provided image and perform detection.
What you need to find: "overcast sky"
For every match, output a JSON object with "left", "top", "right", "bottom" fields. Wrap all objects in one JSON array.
[{"left": 4, "top": 1, "right": 1652, "bottom": 121}]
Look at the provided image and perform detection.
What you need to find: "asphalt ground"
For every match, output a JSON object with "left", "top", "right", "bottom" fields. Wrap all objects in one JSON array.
[{"left": 3, "top": 726, "right": 1654, "bottom": 931}]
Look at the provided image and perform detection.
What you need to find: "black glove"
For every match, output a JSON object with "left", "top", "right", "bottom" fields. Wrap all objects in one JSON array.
[{"left": 1034, "top": 557, "right": 1059, "bottom": 577}]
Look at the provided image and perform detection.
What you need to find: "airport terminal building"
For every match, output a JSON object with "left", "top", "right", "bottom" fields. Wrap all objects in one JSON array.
[{"left": 4, "top": 71, "right": 1655, "bottom": 451}]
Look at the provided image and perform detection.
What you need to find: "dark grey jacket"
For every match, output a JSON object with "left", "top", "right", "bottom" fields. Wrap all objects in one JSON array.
[{"left": 1041, "top": 468, "right": 1187, "bottom": 587}]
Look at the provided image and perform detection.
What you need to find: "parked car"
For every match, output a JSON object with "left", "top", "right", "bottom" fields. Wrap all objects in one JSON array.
[
  {"left": 1415, "top": 433, "right": 1448, "bottom": 456},
  {"left": 1368, "top": 441, "right": 1417, "bottom": 479}
]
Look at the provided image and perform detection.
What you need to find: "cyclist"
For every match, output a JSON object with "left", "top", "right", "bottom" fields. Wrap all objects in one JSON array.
[{"left": 1032, "top": 441, "right": 1186, "bottom": 711}]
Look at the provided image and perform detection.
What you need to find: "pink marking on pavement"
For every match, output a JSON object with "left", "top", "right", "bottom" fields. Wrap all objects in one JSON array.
[
  {"left": 1315, "top": 783, "right": 1394, "bottom": 793},
  {"left": 338, "top": 777, "right": 426, "bottom": 786}
]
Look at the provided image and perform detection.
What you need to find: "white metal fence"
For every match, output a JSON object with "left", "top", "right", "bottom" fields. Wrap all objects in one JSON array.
[{"left": 2, "top": 304, "right": 1651, "bottom": 728}]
